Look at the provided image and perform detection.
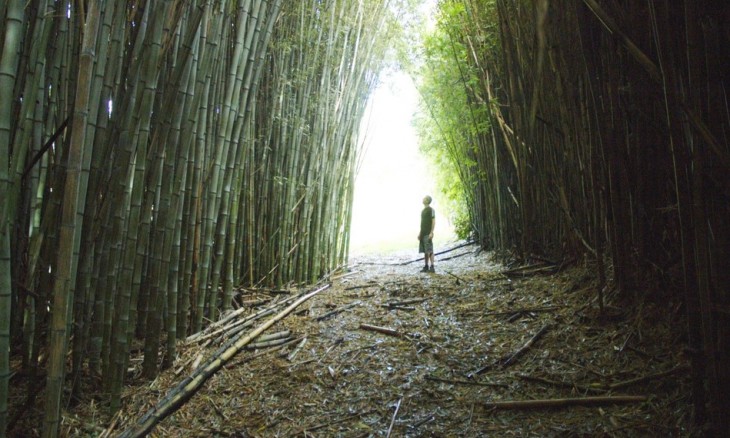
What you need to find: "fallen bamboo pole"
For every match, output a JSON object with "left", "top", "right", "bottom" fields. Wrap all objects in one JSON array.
[
  {"left": 499, "top": 324, "right": 550, "bottom": 367},
  {"left": 425, "top": 375, "right": 508, "bottom": 388},
  {"left": 226, "top": 337, "right": 303, "bottom": 369},
  {"left": 485, "top": 306, "right": 561, "bottom": 316},
  {"left": 315, "top": 301, "right": 360, "bottom": 321},
  {"left": 246, "top": 337, "right": 293, "bottom": 350},
  {"left": 484, "top": 395, "right": 647, "bottom": 410},
  {"left": 380, "top": 304, "right": 416, "bottom": 311},
  {"left": 359, "top": 323, "right": 404, "bottom": 338},
  {"left": 185, "top": 290, "right": 307, "bottom": 344},
  {"left": 608, "top": 364, "right": 690, "bottom": 390},
  {"left": 437, "top": 250, "right": 477, "bottom": 263},
  {"left": 118, "top": 284, "right": 331, "bottom": 438},
  {"left": 444, "top": 270, "right": 467, "bottom": 283},
  {"left": 469, "top": 325, "right": 550, "bottom": 377},
  {"left": 400, "top": 241, "right": 476, "bottom": 265},
  {"left": 385, "top": 298, "right": 428, "bottom": 307},
  {"left": 517, "top": 374, "right": 606, "bottom": 394}
]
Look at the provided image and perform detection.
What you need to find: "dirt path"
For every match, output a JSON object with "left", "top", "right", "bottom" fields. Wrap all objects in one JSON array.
[{"left": 91, "top": 245, "right": 693, "bottom": 437}]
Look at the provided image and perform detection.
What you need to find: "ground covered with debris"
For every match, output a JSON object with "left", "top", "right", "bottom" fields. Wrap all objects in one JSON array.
[{"left": 73, "top": 244, "right": 694, "bottom": 437}]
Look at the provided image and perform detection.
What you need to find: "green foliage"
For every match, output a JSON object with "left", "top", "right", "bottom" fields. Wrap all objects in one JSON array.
[{"left": 410, "top": 0, "right": 499, "bottom": 240}]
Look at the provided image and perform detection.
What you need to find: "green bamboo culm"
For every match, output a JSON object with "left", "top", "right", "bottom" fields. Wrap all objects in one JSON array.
[
  {"left": 0, "top": 1, "right": 26, "bottom": 435},
  {"left": 0, "top": 0, "right": 410, "bottom": 435},
  {"left": 42, "top": 2, "right": 103, "bottom": 437}
]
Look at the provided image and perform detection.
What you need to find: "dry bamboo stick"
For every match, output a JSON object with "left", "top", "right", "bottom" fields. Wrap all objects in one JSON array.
[
  {"left": 501, "top": 264, "right": 560, "bottom": 277},
  {"left": 380, "top": 305, "right": 416, "bottom": 311},
  {"left": 286, "top": 338, "right": 307, "bottom": 361},
  {"left": 484, "top": 395, "right": 647, "bottom": 410},
  {"left": 225, "top": 337, "right": 303, "bottom": 369},
  {"left": 444, "top": 270, "right": 467, "bottom": 284},
  {"left": 246, "top": 337, "right": 293, "bottom": 350},
  {"left": 437, "top": 250, "right": 477, "bottom": 263},
  {"left": 608, "top": 364, "right": 690, "bottom": 390},
  {"left": 484, "top": 306, "right": 561, "bottom": 316},
  {"left": 400, "top": 241, "right": 476, "bottom": 265},
  {"left": 409, "top": 414, "right": 434, "bottom": 430},
  {"left": 425, "top": 375, "right": 508, "bottom": 388},
  {"left": 344, "top": 283, "right": 378, "bottom": 290},
  {"left": 469, "top": 325, "right": 550, "bottom": 377},
  {"left": 499, "top": 325, "right": 550, "bottom": 368},
  {"left": 330, "top": 270, "right": 360, "bottom": 280},
  {"left": 386, "top": 398, "right": 402, "bottom": 438},
  {"left": 359, "top": 323, "right": 404, "bottom": 338},
  {"left": 517, "top": 374, "right": 605, "bottom": 394},
  {"left": 315, "top": 301, "right": 360, "bottom": 321},
  {"left": 385, "top": 298, "right": 428, "bottom": 307},
  {"left": 185, "top": 290, "right": 307, "bottom": 344}
]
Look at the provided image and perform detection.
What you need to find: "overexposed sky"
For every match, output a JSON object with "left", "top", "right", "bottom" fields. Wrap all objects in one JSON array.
[{"left": 350, "top": 72, "right": 453, "bottom": 255}]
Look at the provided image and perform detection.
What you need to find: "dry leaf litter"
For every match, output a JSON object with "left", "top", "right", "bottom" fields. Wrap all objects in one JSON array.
[{"left": 62, "top": 244, "right": 694, "bottom": 437}]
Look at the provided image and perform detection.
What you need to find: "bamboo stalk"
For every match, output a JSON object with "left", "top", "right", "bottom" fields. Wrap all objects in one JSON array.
[
  {"left": 359, "top": 324, "right": 405, "bottom": 339},
  {"left": 484, "top": 395, "right": 647, "bottom": 409},
  {"left": 42, "top": 3, "right": 102, "bottom": 436}
]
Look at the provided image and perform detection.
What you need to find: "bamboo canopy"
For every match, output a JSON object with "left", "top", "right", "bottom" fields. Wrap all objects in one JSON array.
[{"left": 416, "top": 0, "right": 729, "bottom": 434}]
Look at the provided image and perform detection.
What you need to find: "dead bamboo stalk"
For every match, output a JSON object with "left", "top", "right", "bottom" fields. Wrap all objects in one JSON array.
[
  {"left": 485, "top": 395, "right": 647, "bottom": 410},
  {"left": 315, "top": 301, "right": 360, "bottom": 321},
  {"left": 469, "top": 325, "right": 550, "bottom": 377},
  {"left": 385, "top": 298, "right": 428, "bottom": 307},
  {"left": 185, "top": 290, "right": 306, "bottom": 344},
  {"left": 380, "top": 305, "right": 416, "bottom": 311},
  {"left": 484, "top": 306, "right": 561, "bottom": 316},
  {"left": 118, "top": 284, "right": 331, "bottom": 438},
  {"left": 386, "top": 398, "right": 402, "bottom": 438},
  {"left": 286, "top": 337, "right": 307, "bottom": 361},
  {"left": 226, "top": 337, "right": 303, "bottom": 369},
  {"left": 400, "top": 241, "right": 476, "bottom": 265},
  {"left": 517, "top": 374, "right": 605, "bottom": 394},
  {"left": 425, "top": 375, "right": 508, "bottom": 388},
  {"left": 499, "top": 324, "right": 550, "bottom": 367},
  {"left": 444, "top": 270, "right": 467, "bottom": 283},
  {"left": 608, "top": 364, "right": 690, "bottom": 390},
  {"left": 242, "top": 330, "right": 292, "bottom": 349},
  {"left": 359, "top": 323, "right": 404, "bottom": 338}
]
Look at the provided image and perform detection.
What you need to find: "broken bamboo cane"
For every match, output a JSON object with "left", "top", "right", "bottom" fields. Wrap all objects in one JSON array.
[
  {"left": 499, "top": 324, "right": 550, "bottom": 367},
  {"left": 315, "top": 301, "right": 360, "bottom": 321},
  {"left": 484, "top": 395, "right": 647, "bottom": 409},
  {"left": 469, "top": 325, "right": 550, "bottom": 377},
  {"left": 359, "top": 323, "right": 404, "bottom": 338},
  {"left": 400, "top": 241, "right": 476, "bottom": 265},
  {"left": 385, "top": 297, "right": 428, "bottom": 307}
]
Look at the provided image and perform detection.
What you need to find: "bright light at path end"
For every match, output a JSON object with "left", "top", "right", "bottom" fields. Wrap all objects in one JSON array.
[{"left": 350, "top": 72, "right": 454, "bottom": 256}]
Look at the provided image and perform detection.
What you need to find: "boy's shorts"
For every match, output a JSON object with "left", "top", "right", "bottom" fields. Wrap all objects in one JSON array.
[{"left": 419, "top": 236, "right": 433, "bottom": 253}]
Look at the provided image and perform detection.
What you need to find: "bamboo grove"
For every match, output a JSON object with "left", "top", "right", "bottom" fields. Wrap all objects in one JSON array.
[
  {"left": 0, "top": 0, "right": 407, "bottom": 436},
  {"left": 417, "top": 0, "right": 729, "bottom": 433}
]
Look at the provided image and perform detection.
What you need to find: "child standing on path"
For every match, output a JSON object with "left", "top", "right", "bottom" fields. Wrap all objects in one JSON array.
[{"left": 418, "top": 195, "right": 436, "bottom": 273}]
